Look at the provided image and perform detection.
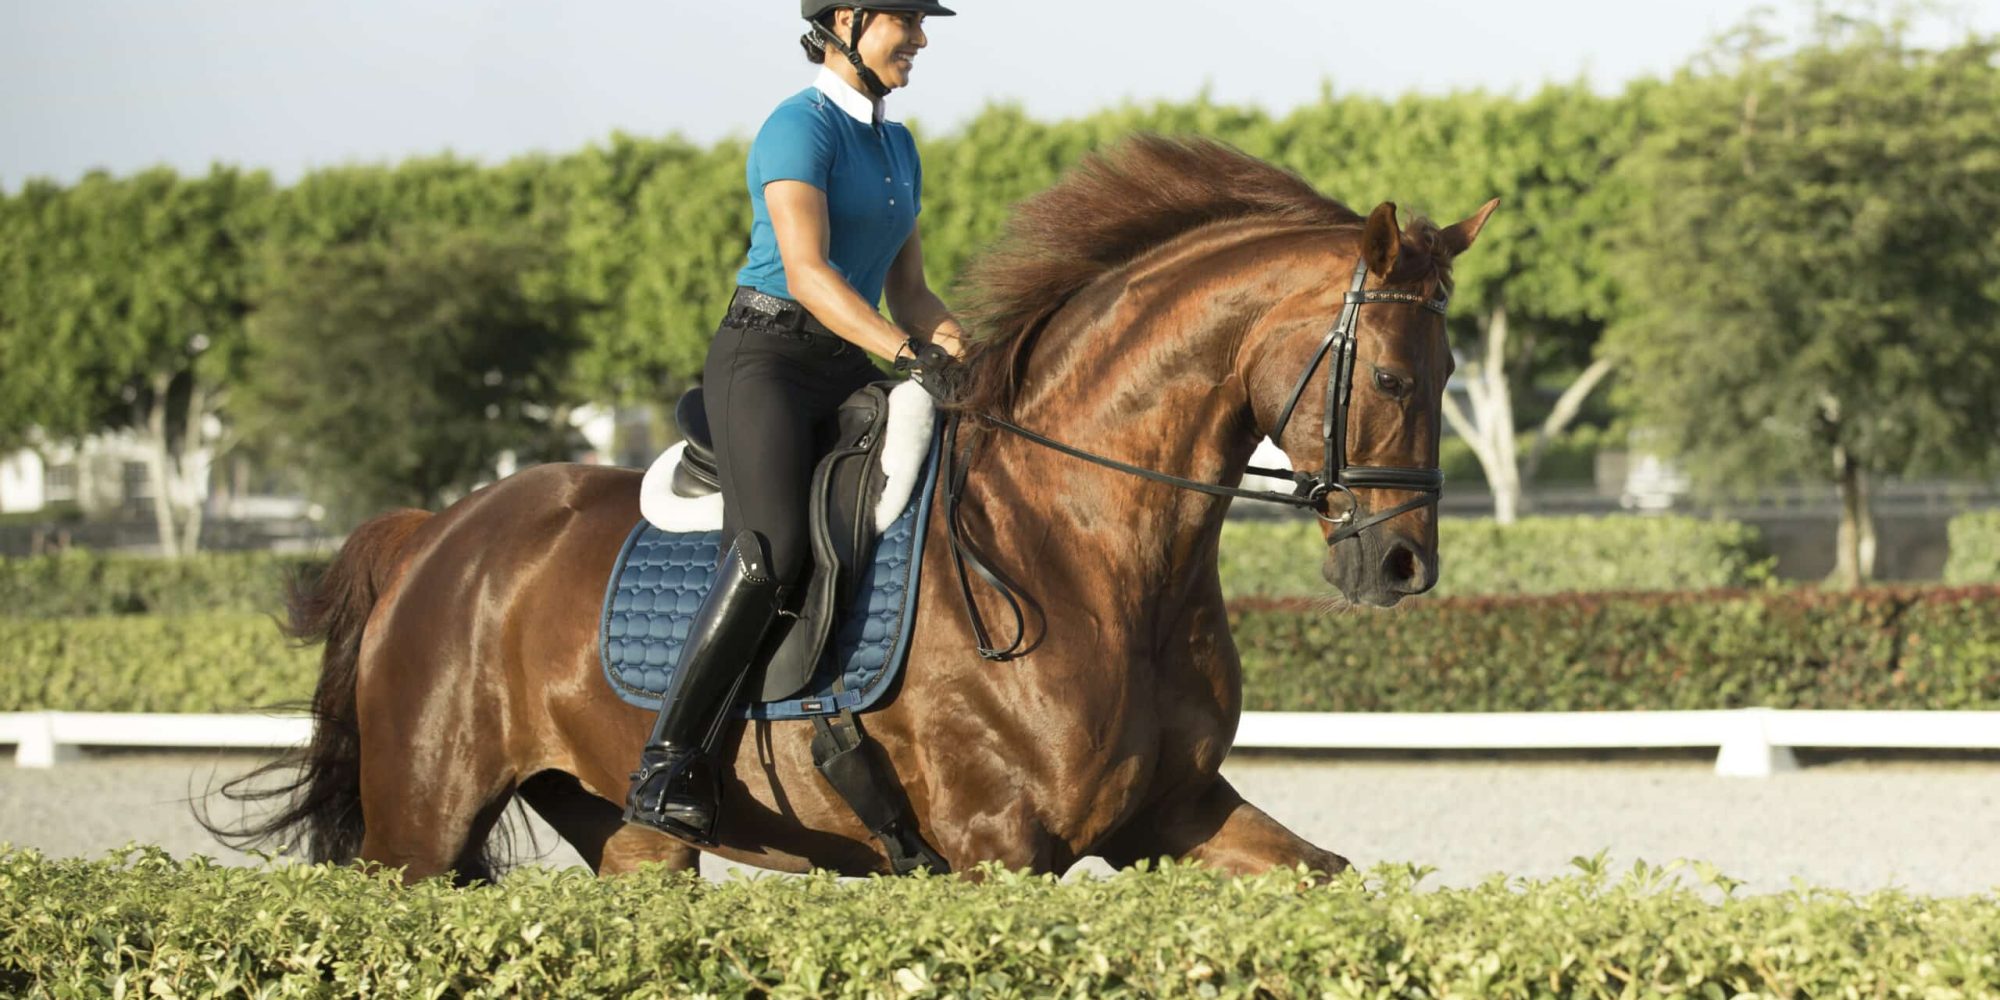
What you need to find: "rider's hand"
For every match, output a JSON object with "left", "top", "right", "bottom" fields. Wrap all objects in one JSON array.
[
  {"left": 895, "top": 340, "right": 965, "bottom": 398},
  {"left": 930, "top": 331, "right": 966, "bottom": 359}
]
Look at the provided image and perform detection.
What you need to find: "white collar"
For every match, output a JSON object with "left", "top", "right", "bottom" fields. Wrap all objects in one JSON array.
[{"left": 814, "top": 65, "right": 886, "bottom": 126}]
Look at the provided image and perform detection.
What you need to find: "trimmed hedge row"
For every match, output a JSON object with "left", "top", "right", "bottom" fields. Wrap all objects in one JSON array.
[
  {"left": 0, "top": 515, "right": 1768, "bottom": 620},
  {"left": 0, "top": 613, "right": 316, "bottom": 714},
  {"left": 0, "top": 550, "right": 324, "bottom": 618},
  {"left": 4, "top": 586, "right": 1997, "bottom": 714},
  {"left": 3, "top": 849, "right": 1995, "bottom": 998},
  {"left": 1219, "top": 514, "right": 1773, "bottom": 599},
  {"left": 1944, "top": 508, "right": 2000, "bottom": 584},
  {"left": 1235, "top": 586, "right": 2000, "bottom": 712}
]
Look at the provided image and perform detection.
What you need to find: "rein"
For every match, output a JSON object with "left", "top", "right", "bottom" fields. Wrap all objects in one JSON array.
[{"left": 929, "top": 256, "right": 1450, "bottom": 661}]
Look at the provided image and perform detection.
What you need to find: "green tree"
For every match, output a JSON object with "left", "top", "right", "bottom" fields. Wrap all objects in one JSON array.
[
  {"left": 237, "top": 226, "right": 583, "bottom": 521},
  {"left": 0, "top": 167, "right": 272, "bottom": 554},
  {"left": 1606, "top": 11, "right": 2000, "bottom": 586},
  {"left": 543, "top": 133, "right": 710, "bottom": 404}
]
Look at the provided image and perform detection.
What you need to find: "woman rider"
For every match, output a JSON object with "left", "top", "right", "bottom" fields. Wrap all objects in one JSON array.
[{"left": 625, "top": 0, "right": 967, "bottom": 844}]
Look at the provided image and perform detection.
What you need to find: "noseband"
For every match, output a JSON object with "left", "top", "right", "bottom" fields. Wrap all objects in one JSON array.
[{"left": 934, "top": 254, "right": 1451, "bottom": 659}]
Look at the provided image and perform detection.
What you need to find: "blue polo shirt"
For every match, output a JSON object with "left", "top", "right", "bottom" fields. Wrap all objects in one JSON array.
[{"left": 735, "top": 71, "right": 922, "bottom": 307}]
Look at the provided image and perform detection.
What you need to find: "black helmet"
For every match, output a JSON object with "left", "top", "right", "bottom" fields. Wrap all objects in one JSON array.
[{"left": 802, "top": 1, "right": 956, "bottom": 16}]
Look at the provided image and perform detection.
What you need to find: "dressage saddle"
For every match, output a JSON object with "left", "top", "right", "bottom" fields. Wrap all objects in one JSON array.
[{"left": 669, "top": 383, "right": 895, "bottom": 702}]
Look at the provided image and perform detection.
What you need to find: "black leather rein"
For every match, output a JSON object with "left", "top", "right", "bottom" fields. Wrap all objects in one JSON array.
[{"left": 930, "top": 256, "right": 1450, "bottom": 661}]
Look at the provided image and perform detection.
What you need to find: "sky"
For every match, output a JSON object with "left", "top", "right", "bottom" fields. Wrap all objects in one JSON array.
[{"left": 3, "top": 0, "right": 1998, "bottom": 191}]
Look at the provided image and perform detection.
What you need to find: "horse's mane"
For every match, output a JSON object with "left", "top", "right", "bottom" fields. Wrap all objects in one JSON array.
[{"left": 951, "top": 135, "right": 1374, "bottom": 415}]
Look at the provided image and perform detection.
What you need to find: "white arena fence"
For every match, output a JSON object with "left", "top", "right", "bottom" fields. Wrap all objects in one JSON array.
[{"left": 4, "top": 710, "right": 1998, "bottom": 778}]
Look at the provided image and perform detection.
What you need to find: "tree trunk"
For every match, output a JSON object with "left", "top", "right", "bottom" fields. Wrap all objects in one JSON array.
[
  {"left": 144, "top": 373, "right": 183, "bottom": 558},
  {"left": 1832, "top": 445, "right": 1875, "bottom": 589},
  {"left": 1523, "top": 357, "right": 1615, "bottom": 483},
  {"left": 1440, "top": 304, "right": 1520, "bottom": 523},
  {"left": 1439, "top": 307, "right": 1616, "bottom": 526},
  {"left": 140, "top": 372, "right": 219, "bottom": 557},
  {"left": 177, "top": 380, "right": 210, "bottom": 555}
]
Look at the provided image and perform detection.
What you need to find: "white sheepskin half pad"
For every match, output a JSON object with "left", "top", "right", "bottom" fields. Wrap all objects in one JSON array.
[
  {"left": 639, "top": 441, "right": 725, "bottom": 532},
  {"left": 872, "top": 380, "right": 935, "bottom": 532},
  {"left": 637, "top": 381, "right": 936, "bottom": 536}
]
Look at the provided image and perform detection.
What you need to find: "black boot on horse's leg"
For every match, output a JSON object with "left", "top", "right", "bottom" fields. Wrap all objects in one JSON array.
[{"left": 623, "top": 531, "right": 782, "bottom": 845}]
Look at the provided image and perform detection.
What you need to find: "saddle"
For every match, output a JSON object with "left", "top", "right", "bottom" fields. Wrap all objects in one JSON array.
[{"left": 654, "top": 380, "right": 912, "bottom": 702}]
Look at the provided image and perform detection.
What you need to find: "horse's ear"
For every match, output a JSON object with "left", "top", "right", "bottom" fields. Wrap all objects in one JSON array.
[
  {"left": 1362, "top": 202, "right": 1400, "bottom": 278},
  {"left": 1440, "top": 198, "right": 1501, "bottom": 258}
]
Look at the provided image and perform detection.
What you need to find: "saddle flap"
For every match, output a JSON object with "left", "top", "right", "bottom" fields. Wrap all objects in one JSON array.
[{"left": 757, "top": 382, "right": 895, "bottom": 702}]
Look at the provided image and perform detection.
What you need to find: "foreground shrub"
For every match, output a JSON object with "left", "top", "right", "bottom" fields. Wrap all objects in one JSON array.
[
  {"left": 1, "top": 848, "right": 1992, "bottom": 998},
  {"left": 1220, "top": 514, "right": 1772, "bottom": 599},
  {"left": 1944, "top": 508, "right": 2000, "bottom": 584},
  {"left": 0, "top": 550, "right": 324, "bottom": 618},
  {"left": 1232, "top": 585, "right": 2000, "bottom": 712}
]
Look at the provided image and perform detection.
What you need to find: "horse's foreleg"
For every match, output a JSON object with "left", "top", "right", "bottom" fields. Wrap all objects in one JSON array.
[
  {"left": 597, "top": 825, "right": 700, "bottom": 876},
  {"left": 1101, "top": 776, "right": 1349, "bottom": 877},
  {"left": 516, "top": 769, "right": 698, "bottom": 876}
]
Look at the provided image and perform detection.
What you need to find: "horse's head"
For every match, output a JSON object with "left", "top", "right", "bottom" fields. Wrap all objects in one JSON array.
[{"left": 1245, "top": 198, "right": 1498, "bottom": 607}]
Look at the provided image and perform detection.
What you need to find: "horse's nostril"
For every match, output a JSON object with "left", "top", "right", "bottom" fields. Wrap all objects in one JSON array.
[{"left": 1382, "top": 543, "right": 1421, "bottom": 587}]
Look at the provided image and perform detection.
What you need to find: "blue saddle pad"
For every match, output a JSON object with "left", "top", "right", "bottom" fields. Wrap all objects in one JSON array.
[{"left": 599, "top": 433, "right": 939, "bottom": 720}]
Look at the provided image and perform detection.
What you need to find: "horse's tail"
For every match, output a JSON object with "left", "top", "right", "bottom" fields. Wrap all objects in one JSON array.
[{"left": 197, "top": 508, "right": 433, "bottom": 863}]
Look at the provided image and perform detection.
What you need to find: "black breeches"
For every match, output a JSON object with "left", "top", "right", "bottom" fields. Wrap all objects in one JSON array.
[{"left": 702, "top": 319, "right": 882, "bottom": 586}]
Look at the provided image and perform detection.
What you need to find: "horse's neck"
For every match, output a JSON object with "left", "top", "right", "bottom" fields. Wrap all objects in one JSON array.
[{"left": 999, "top": 222, "right": 1310, "bottom": 590}]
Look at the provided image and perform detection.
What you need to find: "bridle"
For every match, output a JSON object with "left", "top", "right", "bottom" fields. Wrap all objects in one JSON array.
[
  {"left": 1263, "top": 255, "right": 1449, "bottom": 542},
  {"left": 932, "top": 254, "right": 1451, "bottom": 660}
]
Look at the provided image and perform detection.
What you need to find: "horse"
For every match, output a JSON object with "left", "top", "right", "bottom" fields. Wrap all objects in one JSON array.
[{"left": 208, "top": 136, "right": 1496, "bottom": 884}]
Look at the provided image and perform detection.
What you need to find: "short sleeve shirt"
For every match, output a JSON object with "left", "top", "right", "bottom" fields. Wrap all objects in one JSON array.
[{"left": 735, "top": 70, "right": 923, "bottom": 307}]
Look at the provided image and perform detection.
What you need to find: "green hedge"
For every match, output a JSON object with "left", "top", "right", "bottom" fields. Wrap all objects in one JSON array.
[
  {"left": 1235, "top": 586, "right": 2000, "bottom": 712},
  {"left": 1944, "top": 508, "right": 2000, "bottom": 584},
  {"left": 5, "top": 586, "right": 1996, "bottom": 714},
  {"left": 0, "top": 514, "right": 1768, "bottom": 621},
  {"left": 1220, "top": 514, "right": 1772, "bottom": 599},
  {"left": 3, "top": 849, "right": 1994, "bottom": 998},
  {"left": 0, "top": 613, "right": 316, "bottom": 714},
  {"left": 0, "top": 550, "right": 324, "bottom": 618}
]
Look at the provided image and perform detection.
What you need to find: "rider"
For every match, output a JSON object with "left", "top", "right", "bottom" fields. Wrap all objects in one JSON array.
[{"left": 624, "top": 0, "right": 967, "bottom": 844}]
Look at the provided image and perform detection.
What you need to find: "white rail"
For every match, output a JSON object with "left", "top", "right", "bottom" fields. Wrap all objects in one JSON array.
[
  {"left": 3, "top": 710, "right": 1996, "bottom": 778},
  {"left": 0, "top": 712, "right": 313, "bottom": 769}
]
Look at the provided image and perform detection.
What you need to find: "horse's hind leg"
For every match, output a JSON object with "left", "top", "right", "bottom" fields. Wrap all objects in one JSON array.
[
  {"left": 1100, "top": 776, "right": 1350, "bottom": 878},
  {"left": 355, "top": 746, "right": 517, "bottom": 886},
  {"left": 354, "top": 661, "right": 522, "bottom": 885}
]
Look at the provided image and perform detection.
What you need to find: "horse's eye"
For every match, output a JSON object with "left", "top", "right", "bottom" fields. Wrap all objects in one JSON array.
[{"left": 1374, "top": 371, "right": 1404, "bottom": 394}]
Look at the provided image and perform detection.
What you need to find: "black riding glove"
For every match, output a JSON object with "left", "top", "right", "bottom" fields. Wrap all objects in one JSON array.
[{"left": 895, "top": 341, "right": 965, "bottom": 399}]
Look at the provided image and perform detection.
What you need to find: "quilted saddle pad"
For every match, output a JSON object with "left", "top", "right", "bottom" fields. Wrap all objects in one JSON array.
[{"left": 598, "top": 432, "right": 939, "bottom": 720}]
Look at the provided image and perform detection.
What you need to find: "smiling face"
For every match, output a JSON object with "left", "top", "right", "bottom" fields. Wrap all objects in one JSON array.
[{"left": 830, "top": 8, "right": 929, "bottom": 90}]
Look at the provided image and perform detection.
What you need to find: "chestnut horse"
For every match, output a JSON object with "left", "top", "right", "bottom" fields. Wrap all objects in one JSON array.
[{"left": 212, "top": 137, "right": 1495, "bottom": 883}]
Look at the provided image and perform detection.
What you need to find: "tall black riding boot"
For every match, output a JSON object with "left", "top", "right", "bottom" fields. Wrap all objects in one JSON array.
[{"left": 623, "top": 531, "right": 783, "bottom": 845}]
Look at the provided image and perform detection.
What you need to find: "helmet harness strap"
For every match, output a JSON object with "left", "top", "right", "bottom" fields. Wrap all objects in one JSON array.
[{"left": 814, "top": 8, "right": 891, "bottom": 100}]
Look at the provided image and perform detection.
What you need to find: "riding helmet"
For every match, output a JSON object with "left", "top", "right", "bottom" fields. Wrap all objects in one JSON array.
[{"left": 801, "top": 0, "right": 957, "bottom": 17}]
